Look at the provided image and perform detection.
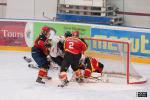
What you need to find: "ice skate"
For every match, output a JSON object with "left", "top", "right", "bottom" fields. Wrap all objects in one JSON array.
[
  {"left": 58, "top": 79, "right": 69, "bottom": 87},
  {"left": 44, "top": 76, "right": 52, "bottom": 80},
  {"left": 36, "top": 77, "right": 45, "bottom": 84},
  {"left": 76, "top": 77, "right": 84, "bottom": 83}
]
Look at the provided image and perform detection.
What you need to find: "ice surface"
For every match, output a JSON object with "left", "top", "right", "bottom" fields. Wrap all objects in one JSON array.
[{"left": 0, "top": 51, "right": 149, "bottom": 100}]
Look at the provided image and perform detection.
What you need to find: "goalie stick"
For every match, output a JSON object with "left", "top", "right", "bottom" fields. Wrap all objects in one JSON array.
[
  {"left": 58, "top": 77, "right": 109, "bottom": 88},
  {"left": 58, "top": 74, "right": 109, "bottom": 88},
  {"left": 75, "top": 73, "right": 110, "bottom": 82},
  {"left": 89, "top": 75, "right": 110, "bottom": 83}
]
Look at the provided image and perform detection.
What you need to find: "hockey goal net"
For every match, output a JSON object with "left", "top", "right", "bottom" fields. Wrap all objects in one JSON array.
[{"left": 83, "top": 37, "right": 147, "bottom": 84}]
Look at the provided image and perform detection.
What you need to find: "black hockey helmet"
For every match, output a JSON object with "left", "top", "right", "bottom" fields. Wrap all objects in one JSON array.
[{"left": 64, "top": 31, "right": 72, "bottom": 38}]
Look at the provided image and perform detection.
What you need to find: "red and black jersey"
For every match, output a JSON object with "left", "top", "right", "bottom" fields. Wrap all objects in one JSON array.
[
  {"left": 34, "top": 34, "right": 49, "bottom": 55},
  {"left": 64, "top": 37, "right": 88, "bottom": 54},
  {"left": 89, "top": 57, "right": 100, "bottom": 72},
  {"left": 83, "top": 57, "right": 104, "bottom": 78}
]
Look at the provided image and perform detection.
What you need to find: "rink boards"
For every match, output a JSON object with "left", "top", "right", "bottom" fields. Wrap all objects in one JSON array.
[
  {"left": 0, "top": 19, "right": 150, "bottom": 64},
  {"left": 0, "top": 46, "right": 149, "bottom": 64}
]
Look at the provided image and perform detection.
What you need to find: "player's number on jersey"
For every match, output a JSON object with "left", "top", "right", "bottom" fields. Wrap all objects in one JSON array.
[{"left": 69, "top": 42, "right": 74, "bottom": 49}]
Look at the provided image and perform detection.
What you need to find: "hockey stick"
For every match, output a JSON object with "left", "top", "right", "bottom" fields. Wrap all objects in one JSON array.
[
  {"left": 23, "top": 56, "right": 59, "bottom": 70},
  {"left": 28, "top": 64, "right": 39, "bottom": 69},
  {"left": 23, "top": 56, "right": 32, "bottom": 63}
]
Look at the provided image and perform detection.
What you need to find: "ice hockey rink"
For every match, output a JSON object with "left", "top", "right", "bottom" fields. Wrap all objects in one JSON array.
[{"left": 0, "top": 51, "right": 149, "bottom": 100}]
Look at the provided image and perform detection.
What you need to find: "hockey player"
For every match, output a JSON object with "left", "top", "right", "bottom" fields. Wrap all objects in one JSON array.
[
  {"left": 49, "top": 27, "right": 56, "bottom": 40},
  {"left": 49, "top": 31, "right": 72, "bottom": 67},
  {"left": 31, "top": 26, "right": 52, "bottom": 84},
  {"left": 58, "top": 31, "right": 88, "bottom": 87},
  {"left": 79, "top": 55, "right": 104, "bottom": 79},
  {"left": 24, "top": 31, "right": 72, "bottom": 70}
]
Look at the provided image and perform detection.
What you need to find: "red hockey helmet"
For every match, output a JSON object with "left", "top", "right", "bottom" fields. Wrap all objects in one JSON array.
[
  {"left": 41, "top": 26, "right": 51, "bottom": 33},
  {"left": 72, "top": 31, "right": 80, "bottom": 37}
]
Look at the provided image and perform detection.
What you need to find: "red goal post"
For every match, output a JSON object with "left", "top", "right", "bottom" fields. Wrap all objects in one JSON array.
[{"left": 83, "top": 37, "right": 147, "bottom": 84}]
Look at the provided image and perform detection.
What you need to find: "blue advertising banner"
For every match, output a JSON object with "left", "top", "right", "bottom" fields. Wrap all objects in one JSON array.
[{"left": 91, "top": 28, "right": 150, "bottom": 57}]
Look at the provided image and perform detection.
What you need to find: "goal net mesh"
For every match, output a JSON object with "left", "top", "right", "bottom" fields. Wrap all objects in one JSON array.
[{"left": 83, "top": 37, "right": 147, "bottom": 84}]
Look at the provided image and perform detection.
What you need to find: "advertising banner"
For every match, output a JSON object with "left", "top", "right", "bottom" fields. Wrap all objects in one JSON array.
[
  {"left": 91, "top": 28, "right": 150, "bottom": 57},
  {"left": 0, "top": 21, "right": 33, "bottom": 47},
  {"left": 33, "top": 22, "right": 91, "bottom": 40}
]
